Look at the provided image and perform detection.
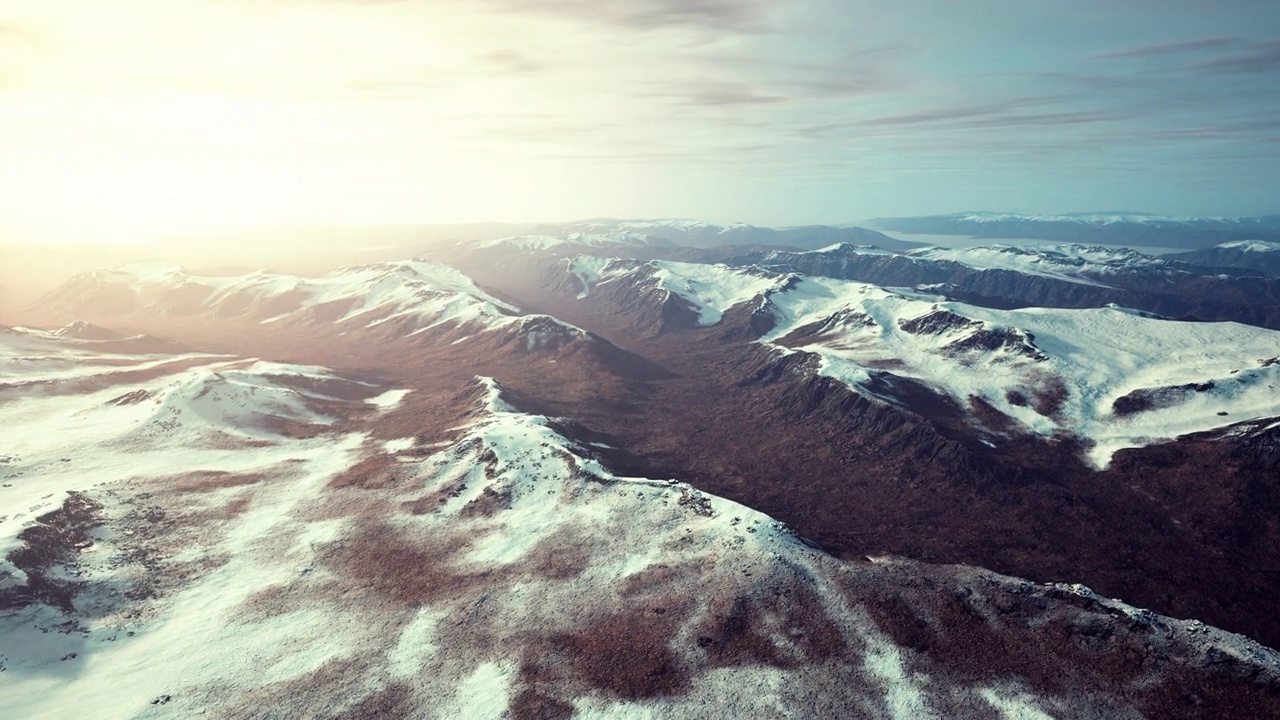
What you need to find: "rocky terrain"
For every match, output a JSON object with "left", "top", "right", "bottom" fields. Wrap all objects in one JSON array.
[{"left": 6, "top": 225, "right": 1280, "bottom": 718}]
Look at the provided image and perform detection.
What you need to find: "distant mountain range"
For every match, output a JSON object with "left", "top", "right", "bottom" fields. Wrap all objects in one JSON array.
[
  {"left": 869, "top": 212, "right": 1280, "bottom": 249},
  {"left": 1167, "top": 240, "right": 1280, "bottom": 276}
]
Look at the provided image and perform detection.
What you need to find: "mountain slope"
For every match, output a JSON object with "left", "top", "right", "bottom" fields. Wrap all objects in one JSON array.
[
  {"left": 566, "top": 257, "right": 1280, "bottom": 468},
  {"left": 476, "top": 255, "right": 1280, "bottom": 652},
  {"left": 31, "top": 261, "right": 597, "bottom": 354},
  {"left": 732, "top": 242, "right": 1280, "bottom": 329},
  {"left": 3, "top": 336, "right": 1277, "bottom": 718},
  {"left": 10, "top": 242, "right": 1280, "bottom": 717}
]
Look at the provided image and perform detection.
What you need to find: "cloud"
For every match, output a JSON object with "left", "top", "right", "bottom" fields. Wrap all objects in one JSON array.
[
  {"left": 667, "top": 82, "right": 786, "bottom": 107},
  {"left": 675, "top": 48, "right": 913, "bottom": 109},
  {"left": 1012, "top": 72, "right": 1149, "bottom": 91},
  {"left": 785, "top": 73, "right": 896, "bottom": 98},
  {"left": 389, "top": 0, "right": 785, "bottom": 32},
  {"left": 953, "top": 108, "right": 1140, "bottom": 130},
  {"left": 1183, "top": 39, "right": 1280, "bottom": 74},
  {"left": 844, "top": 96, "right": 1068, "bottom": 129},
  {"left": 1090, "top": 35, "right": 1280, "bottom": 76},
  {"left": 479, "top": 51, "right": 543, "bottom": 75},
  {"left": 1092, "top": 36, "right": 1246, "bottom": 60},
  {"left": 316, "top": 0, "right": 782, "bottom": 30},
  {"left": 655, "top": 70, "right": 896, "bottom": 110}
]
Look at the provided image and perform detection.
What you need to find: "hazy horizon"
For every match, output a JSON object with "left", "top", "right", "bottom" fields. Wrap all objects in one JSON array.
[{"left": 2, "top": 1, "right": 1278, "bottom": 245}]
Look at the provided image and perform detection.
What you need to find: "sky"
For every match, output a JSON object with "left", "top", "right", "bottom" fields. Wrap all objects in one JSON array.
[{"left": 1, "top": 0, "right": 1279, "bottom": 243}]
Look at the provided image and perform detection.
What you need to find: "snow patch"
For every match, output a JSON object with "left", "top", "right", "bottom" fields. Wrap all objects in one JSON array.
[
  {"left": 441, "top": 662, "right": 517, "bottom": 720},
  {"left": 650, "top": 261, "right": 789, "bottom": 325},
  {"left": 863, "top": 634, "right": 934, "bottom": 719},
  {"left": 367, "top": 388, "right": 410, "bottom": 411},
  {"left": 383, "top": 437, "right": 415, "bottom": 453},
  {"left": 387, "top": 609, "right": 445, "bottom": 679},
  {"left": 979, "top": 688, "right": 1061, "bottom": 720}
]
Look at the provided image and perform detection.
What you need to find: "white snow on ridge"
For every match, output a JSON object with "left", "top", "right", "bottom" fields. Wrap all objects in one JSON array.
[
  {"left": 475, "top": 234, "right": 567, "bottom": 251},
  {"left": 1217, "top": 240, "right": 1280, "bottom": 253},
  {"left": 948, "top": 212, "right": 1197, "bottom": 225},
  {"left": 650, "top": 261, "right": 790, "bottom": 325},
  {"left": 229, "top": 260, "right": 520, "bottom": 328},
  {"left": 578, "top": 219, "right": 749, "bottom": 234},
  {"left": 761, "top": 273, "right": 1280, "bottom": 467},
  {"left": 0, "top": 326, "right": 214, "bottom": 386},
  {"left": 805, "top": 243, "right": 899, "bottom": 256},
  {"left": 566, "top": 255, "right": 638, "bottom": 299},
  {"left": 906, "top": 244, "right": 1169, "bottom": 285},
  {"left": 605, "top": 261, "right": 1280, "bottom": 467},
  {"left": 568, "top": 256, "right": 791, "bottom": 325},
  {"left": 112, "top": 262, "right": 188, "bottom": 283},
  {"left": 475, "top": 231, "right": 671, "bottom": 252},
  {"left": 48, "top": 260, "right": 585, "bottom": 340}
]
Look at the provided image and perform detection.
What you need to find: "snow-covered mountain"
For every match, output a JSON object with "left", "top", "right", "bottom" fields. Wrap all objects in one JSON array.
[
  {"left": 4, "top": 330, "right": 1277, "bottom": 718},
  {"left": 1167, "top": 239, "right": 1280, "bottom": 278},
  {"left": 436, "top": 223, "right": 1280, "bottom": 330},
  {"left": 911, "top": 211, "right": 1216, "bottom": 225},
  {"left": 33, "top": 261, "right": 586, "bottom": 348},
  {"left": 0, "top": 326, "right": 398, "bottom": 611},
  {"left": 504, "top": 219, "right": 922, "bottom": 252},
  {"left": 730, "top": 241, "right": 1280, "bottom": 330},
  {"left": 10, "top": 230, "right": 1280, "bottom": 717},
  {"left": 870, "top": 212, "right": 1280, "bottom": 249},
  {"left": 1, "top": 321, "right": 184, "bottom": 355},
  {"left": 471, "top": 231, "right": 678, "bottom": 253},
  {"left": 568, "top": 257, "right": 1280, "bottom": 468},
  {"left": 569, "top": 256, "right": 791, "bottom": 325},
  {"left": 904, "top": 243, "right": 1175, "bottom": 284}
]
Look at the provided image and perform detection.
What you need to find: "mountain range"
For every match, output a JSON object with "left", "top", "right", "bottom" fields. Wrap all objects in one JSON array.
[
  {"left": 5, "top": 220, "right": 1280, "bottom": 718},
  {"left": 868, "top": 213, "right": 1280, "bottom": 250}
]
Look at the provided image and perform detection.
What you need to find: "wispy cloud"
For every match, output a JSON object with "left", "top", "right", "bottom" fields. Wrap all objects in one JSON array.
[
  {"left": 473, "top": 0, "right": 783, "bottom": 32},
  {"left": 1092, "top": 36, "right": 1246, "bottom": 60},
  {"left": 846, "top": 96, "right": 1069, "bottom": 129},
  {"left": 665, "top": 82, "right": 787, "bottom": 107},
  {"left": 4, "top": 0, "right": 1280, "bottom": 228},
  {"left": 318, "top": 0, "right": 782, "bottom": 30},
  {"left": 1010, "top": 72, "right": 1149, "bottom": 91},
  {"left": 1183, "top": 39, "right": 1280, "bottom": 74},
  {"left": 478, "top": 51, "right": 543, "bottom": 76}
]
